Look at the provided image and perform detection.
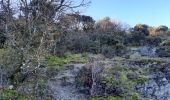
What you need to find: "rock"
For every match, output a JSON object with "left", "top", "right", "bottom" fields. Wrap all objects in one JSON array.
[
  {"left": 47, "top": 64, "right": 88, "bottom": 100},
  {"left": 130, "top": 52, "right": 141, "bottom": 58},
  {"left": 136, "top": 63, "right": 170, "bottom": 100},
  {"left": 46, "top": 59, "right": 170, "bottom": 100},
  {"left": 0, "top": 85, "right": 3, "bottom": 90},
  {"left": 138, "top": 47, "right": 156, "bottom": 57},
  {"left": 130, "top": 47, "right": 156, "bottom": 57},
  {"left": 8, "top": 85, "right": 14, "bottom": 90}
]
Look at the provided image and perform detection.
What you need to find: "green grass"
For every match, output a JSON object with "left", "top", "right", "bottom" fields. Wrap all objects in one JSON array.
[
  {"left": 45, "top": 53, "right": 87, "bottom": 66},
  {"left": 0, "top": 89, "right": 24, "bottom": 100}
]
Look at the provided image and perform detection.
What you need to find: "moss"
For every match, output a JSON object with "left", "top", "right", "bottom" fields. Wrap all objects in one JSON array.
[
  {"left": 132, "top": 93, "right": 141, "bottom": 100},
  {"left": 134, "top": 76, "right": 148, "bottom": 84},
  {"left": 101, "top": 66, "right": 148, "bottom": 99},
  {"left": 121, "top": 92, "right": 141, "bottom": 100},
  {"left": 45, "top": 53, "right": 87, "bottom": 66},
  {"left": 91, "top": 96, "right": 121, "bottom": 100},
  {"left": 0, "top": 89, "right": 24, "bottom": 100}
]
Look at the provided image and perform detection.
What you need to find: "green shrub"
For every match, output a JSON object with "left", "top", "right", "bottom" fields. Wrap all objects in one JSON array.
[{"left": 0, "top": 89, "right": 24, "bottom": 100}]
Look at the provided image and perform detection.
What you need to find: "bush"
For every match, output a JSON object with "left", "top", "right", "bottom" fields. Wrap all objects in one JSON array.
[
  {"left": 126, "top": 31, "right": 146, "bottom": 46},
  {"left": 101, "top": 45, "right": 115, "bottom": 58},
  {"left": 53, "top": 33, "right": 100, "bottom": 55},
  {"left": 156, "top": 46, "right": 170, "bottom": 57},
  {"left": 53, "top": 31, "right": 126, "bottom": 58},
  {"left": 0, "top": 89, "right": 24, "bottom": 100},
  {"left": 0, "top": 32, "right": 6, "bottom": 48},
  {"left": 160, "top": 38, "right": 170, "bottom": 46},
  {"left": 145, "top": 36, "right": 162, "bottom": 46},
  {"left": 156, "top": 38, "right": 170, "bottom": 57}
]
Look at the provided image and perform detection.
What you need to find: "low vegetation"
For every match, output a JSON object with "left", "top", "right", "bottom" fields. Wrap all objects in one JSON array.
[
  {"left": 45, "top": 53, "right": 88, "bottom": 66},
  {"left": 0, "top": 0, "right": 170, "bottom": 99}
]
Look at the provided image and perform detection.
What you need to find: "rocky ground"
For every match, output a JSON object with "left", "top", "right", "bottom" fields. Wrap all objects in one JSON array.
[
  {"left": 47, "top": 64, "right": 88, "bottom": 100},
  {"left": 45, "top": 47, "right": 170, "bottom": 100}
]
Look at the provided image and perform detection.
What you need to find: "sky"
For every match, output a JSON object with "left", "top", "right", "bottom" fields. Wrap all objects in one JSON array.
[{"left": 82, "top": 0, "right": 170, "bottom": 27}]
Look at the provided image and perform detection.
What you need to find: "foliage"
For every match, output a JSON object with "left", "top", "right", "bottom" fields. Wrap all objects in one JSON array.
[
  {"left": 100, "top": 66, "right": 147, "bottom": 99},
  {"left": 134, "top": 24, "right": 150, "bottom": 36},
  {"left": 53, "top": 30, "right": 127, "bottom": 58},
  {"left": 0, "top": 32, "right": 6, "bottom": 48},
  {"left": 156, "top": 25, "right": 169, "bottom": 33},
  {"left": 156, "top": 46, "right": 170, "bottom": 57},
  {"left": 0, "top": 48, "right": 22, "bottom": 75},
  {"left": 130, "top": 57, "right": 165, "bottom": 65},
  {"left": 155, "top": 38, "right": 170, "bottom": 57},
  {"left": 0, "top": 0, "right": 170, "bottom": 99},
  {"left": 145, "top": 36, "right": 162, "bottom": 46},
  {"left": 125, "top": 31, "right": 162, "bottom": 47},
  {"left": 45, "top": 53, "right": 87, "bottom": 66},
  {"left": 161, "top": 38, "right": 170, "bottom": 46},
  {"left": 76, "top": 60, "right": 147, "bottom": 99},
  {"left": 0, "top": 89, "right": 24, "bottom": 100},
  {"left": 126, "top": 31, "right": 146, "bottom": 46}
]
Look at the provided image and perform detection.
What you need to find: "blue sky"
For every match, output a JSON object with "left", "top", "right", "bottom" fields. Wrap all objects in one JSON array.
[{"left": 83, "top": 0, "right": 170, "bottom": 27}]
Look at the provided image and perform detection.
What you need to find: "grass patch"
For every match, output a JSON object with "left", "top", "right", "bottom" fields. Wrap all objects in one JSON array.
[
  {"left": 45, "top": 53, "right": 87, "bottom": 66},
  {"left": 0, "top": 89, "right": 24, "bottom": 100}
]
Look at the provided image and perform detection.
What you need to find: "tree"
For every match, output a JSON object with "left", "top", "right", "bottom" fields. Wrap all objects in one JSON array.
[
  {"left": 95, "top": 17, "right": 125, "bottom": 33},
  {"left": 95, "top": 17, "right": 113, "bottom": 32},
  {"left": 56, "top": 13, "right": 95, "bottom": 33},
  {"left": 134, "top": 24, "right": 150, "bottom": 36},
  {"left": 156, "top": 25, "right": 168, "bottom": 33},
  {"left": 12, "top": 0, "right": 91, "bottom": 69},
  {"left": 148, "top": 26, "right": 157, "bottom": 35},
  {"left": 0, "top": 0, "right": 91, "bottom": 98},
  {"left": 81, "top": 15, "right": 95, "bottom": 32}
]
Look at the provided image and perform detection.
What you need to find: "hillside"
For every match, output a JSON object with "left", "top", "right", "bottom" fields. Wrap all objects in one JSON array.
[{"left": 0, "top": 0, "right": 170, "bottom": 100}]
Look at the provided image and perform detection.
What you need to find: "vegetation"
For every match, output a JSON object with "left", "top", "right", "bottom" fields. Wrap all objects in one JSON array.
[
  {"left": 0, "top": 89, "right": 24, "bottom": 100},
  {"left": 0, "top": 0, "right": 170, "bottom": 99},
  {"left": 45, "top": 53, "right": 87, "bottom": 66},
  {"left": 75, "top": 57, "right": 150, "bottom": 99}
]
